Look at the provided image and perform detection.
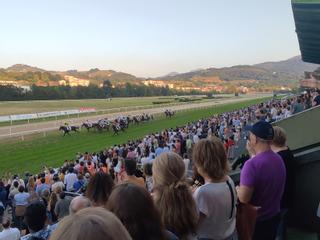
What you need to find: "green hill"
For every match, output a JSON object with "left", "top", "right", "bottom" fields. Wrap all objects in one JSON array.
[
  {"left": 1, "top": 56, "right": 318, "bottom": 87},
  {"left": 158, "top": 56, "right": 319, "bottom": 84}
]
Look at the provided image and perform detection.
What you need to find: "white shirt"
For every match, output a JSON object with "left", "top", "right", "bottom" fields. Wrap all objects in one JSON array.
[
  {"left": 183, "top": 158, "right": 190, "bottom": 176},
  {"left": 0, "top": 228, "right": 20, "bottom": 240},
  {"left": 193, "top": 178, "right": 236, "bottom": 239},
  {"left": 271, "top": 107, "right": 277, "bottom": 119},
  {"left": 51, "top": 181, "right": 65, "bottom": 192},
  {"left": 92, "top": 155, "right": 98, "bottom": 164},
  {"left": 14, "top": 192, "right": 30, "bottom": 206},
  {"left": 193, "top": 134, "right": 200, "bottom": 144},
  {"left": 64, "top": 173, "right": 77, "bottom": 191}
]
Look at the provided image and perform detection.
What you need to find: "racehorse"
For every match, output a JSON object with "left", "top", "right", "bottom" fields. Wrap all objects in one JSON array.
[
  {"left": 59, "top": 126, "right": 79, "bottom": 136},
  {"left": 93, "top": 119, "right": 111, "bottom": 132},
  {"left": 164, "top": 110, "right": 175, "bottom": 118},
  {"left": 112, "top": 122, "right": 126, "bottom": 135},
  {"left": 141, "top": 113, "right": 153, "bottom": 122},
  {"left": 133, "top": 116, "right": 140, "bottom": 125},
  {"left": 81, "top": 122, "right": 94, "bottom": 132}
]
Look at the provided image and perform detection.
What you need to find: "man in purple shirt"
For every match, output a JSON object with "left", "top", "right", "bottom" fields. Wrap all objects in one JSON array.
[{"left": 237, "top": 121, "right": 286, "bottom": 240}]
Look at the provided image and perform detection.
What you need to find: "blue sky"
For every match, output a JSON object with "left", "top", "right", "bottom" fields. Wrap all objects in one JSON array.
[{"left": 0, "top": 0, "right": 300, "bottom": 77}]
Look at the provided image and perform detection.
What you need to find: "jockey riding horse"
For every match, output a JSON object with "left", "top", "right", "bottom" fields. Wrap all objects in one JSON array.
[{"left": 59, "top": 125, "right": 79, "bottom": 136}]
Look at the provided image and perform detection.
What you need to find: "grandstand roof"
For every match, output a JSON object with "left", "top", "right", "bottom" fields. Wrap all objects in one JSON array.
[{"left": 292, "top": 0, "right": 320, "bottom": 64}]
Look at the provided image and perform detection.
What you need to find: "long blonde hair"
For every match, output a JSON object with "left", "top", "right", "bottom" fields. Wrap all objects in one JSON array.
[
  {"left": 27, "top": 176, "right": 35, "bottom": 191},
  {"left": 152, "top": 152, "right": 198, "bottom": 239},
  {"left": 49, "top": 207, "right": 132, "bottom": 240}
]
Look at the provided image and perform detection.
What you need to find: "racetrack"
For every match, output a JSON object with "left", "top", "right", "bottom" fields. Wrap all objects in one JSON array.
[
  {"left": 0, "top": 97, "right": 271, "bottom": 175},
  {"left": 0, "top": 94, "right": 270, "bottom": 139}
]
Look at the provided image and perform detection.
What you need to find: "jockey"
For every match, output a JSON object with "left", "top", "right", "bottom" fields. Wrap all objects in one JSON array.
[
  {"left": 64, "top": 122, "right": 71, "bottom": 131},
  {"left": 86, "top": 119, "right": 92, "bottom": 128}
]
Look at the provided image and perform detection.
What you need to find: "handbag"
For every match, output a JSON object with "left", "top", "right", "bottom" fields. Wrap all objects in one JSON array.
[
  {"left": 226, "top": 182, "right": 258, "bottom": 240},
  {"left": 236, "top": 202, "right": 259, "bottom": 240}
]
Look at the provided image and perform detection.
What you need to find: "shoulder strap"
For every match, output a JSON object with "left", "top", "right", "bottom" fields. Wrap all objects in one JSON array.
[{"left": 226, "top": 180, "right": 235, "bottom": 220}]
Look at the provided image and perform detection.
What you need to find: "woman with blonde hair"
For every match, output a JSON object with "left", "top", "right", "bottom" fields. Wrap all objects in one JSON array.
[
  {"left": 152, "top": 152, "right": 198, "bottom": 239},
  {"left": 50, "top": 207, "right": 132, "bottom": 240},
  {"left": 47, "top": 192, "right": 58, "bottom": 223},
  {"left": 26, "top": 176, "right": 40, "bottom": 203},
  {"left": 192, "top": 137, "right": 237, "bottom": 240},
  {"left": 26, "top": 176, "right": 35, "bottom": 192}
]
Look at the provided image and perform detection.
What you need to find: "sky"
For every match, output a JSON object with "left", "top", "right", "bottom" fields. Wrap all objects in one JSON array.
[{"left": 0, "top": 0, "right": 300, "bottom": 77}]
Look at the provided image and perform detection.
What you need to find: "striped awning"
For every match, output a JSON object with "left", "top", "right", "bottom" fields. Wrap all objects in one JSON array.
[{"left": 292, "top": 0, "right": 320, "bottom": 64}]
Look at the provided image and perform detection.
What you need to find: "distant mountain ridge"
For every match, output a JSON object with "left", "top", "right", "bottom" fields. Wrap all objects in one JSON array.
[
  {"left": 6, "top": 64, "right": 46, "bottom": 73},
  {"left": 1, "top": 56, "right": 319, "bottom": 88},
  {"left": 159, "top": 56, "right": 319, "bottom": 84},
  {"left": 254, "top": 56, "right": 318, "bottom": 75}
]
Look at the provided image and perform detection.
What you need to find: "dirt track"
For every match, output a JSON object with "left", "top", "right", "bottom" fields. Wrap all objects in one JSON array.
[{"left": 0, "top": 94, "right": 268, "bottom": 139}]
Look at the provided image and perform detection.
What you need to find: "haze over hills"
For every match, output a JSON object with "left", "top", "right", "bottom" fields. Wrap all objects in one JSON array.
[{"left": 0, "top": 56, "right": 318, "bottom": 92}]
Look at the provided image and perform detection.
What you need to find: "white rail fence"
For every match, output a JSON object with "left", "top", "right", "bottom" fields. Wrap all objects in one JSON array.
[{"left": 0, "top": 101, "right": 219, "bottom": 140}]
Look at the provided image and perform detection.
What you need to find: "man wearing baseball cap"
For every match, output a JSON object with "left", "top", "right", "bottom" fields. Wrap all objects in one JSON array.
[{"left": 237, "top": 121, "right": 286, "bottom": 240}]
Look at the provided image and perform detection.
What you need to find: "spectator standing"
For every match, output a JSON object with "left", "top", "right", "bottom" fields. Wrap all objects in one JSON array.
[
  {"left": 0, "top": 181, "right": 7, "bottom": 209},
  {"left": 237, "top": 121, "right": 286, "bottom": 240},
  {"left": 26, "top": 177, "right": 35, "bottom": 192},
  {"left": 143, "top": 163, "right": 153, "bottom": 193},
  {"left": 8, "top": 181, "right": 19, "bottom": 200},
  {"left": 47, "top": 192, "right": 58, "bottom": 223},
  {"left": 85, "top": 172, "right": 114, "bottom": 207},
  {"left": 54, "top": 192, "right": 71, "bottom": 221},
  {"left": 121, "top": 160, "right": 145, "bottom": 188},
  {"left": 51, "top": 174, "right": 65, "bottom": 193},
  {"left": 292, "top": 98, "right": 304, "bottom": 114},
  {"left": 49, "top": 207, "right": 132, "bottom": 240},
  {"left": 271, "top": 126, "right": 295, "bottom": 239},
  {"left": 69, "top": 196, "right": 92, "bottom": 215},
  {"left": 107, "top": 183, "right": 174, "bottom": 240},
  {"left": 22, "top": 202, "right": 54, "bottom": 240},
  {"left": 0, "top": 217, "right": 20, "bottom": 240},
  {"left": 153, "top": 152, "right": 198, "bottom": 239},
  {"left": 312, "top": 90, "right": 320, "bottom": 106},
  {"left": 64, "top": 168, "right": 77, "bottom": 192},
  {"left": 192, "top": 137, "right": 237, "bottom": 240},
  {"left": 35, "top": 178, "right": 49, "bottom": 196},
  {"left": 73, "top": 174, "right": 85, "bottom": 192}
]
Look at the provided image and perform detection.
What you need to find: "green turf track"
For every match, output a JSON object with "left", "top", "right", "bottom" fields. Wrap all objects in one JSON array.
[{"left": 0, "top": 97, "right": 269, "bottom": 176}]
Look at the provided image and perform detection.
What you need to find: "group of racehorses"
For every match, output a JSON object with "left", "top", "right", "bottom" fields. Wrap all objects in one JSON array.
[
  {"left": 164, "top": 109, "right": 175, "bottom": 118},
  {"left": 59, "top": 112, "right": 157, "bottom": 136}
]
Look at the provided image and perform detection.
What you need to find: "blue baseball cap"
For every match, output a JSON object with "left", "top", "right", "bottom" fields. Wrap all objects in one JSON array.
[{"left": 245, "top": 121, "right": 274, "bottom": 141}]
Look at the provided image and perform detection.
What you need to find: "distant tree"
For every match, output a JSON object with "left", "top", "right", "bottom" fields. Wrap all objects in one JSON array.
[{"left": 102, "top": 80, "right": 112, "bottom": 97}]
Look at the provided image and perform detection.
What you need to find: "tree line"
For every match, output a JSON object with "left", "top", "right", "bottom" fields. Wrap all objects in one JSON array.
[{"left": 0, "top": 81, "right": 201, "bottom": 101}]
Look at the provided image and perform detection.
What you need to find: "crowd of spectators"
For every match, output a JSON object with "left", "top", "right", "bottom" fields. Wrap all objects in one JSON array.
[{"left": 0, "top": 89, "right": 319, "bottom": 240}]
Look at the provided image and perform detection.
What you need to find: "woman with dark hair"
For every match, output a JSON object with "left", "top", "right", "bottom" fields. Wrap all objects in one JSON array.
[
  {"left": 107, "top": 183, "right": 177, "bottom": 240},
  {"left": 85, "top": 172, "right": 114, "bottom": 207}
]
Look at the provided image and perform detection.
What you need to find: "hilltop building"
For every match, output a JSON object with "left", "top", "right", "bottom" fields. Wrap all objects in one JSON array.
[
  {"left": 0, "top": 80, "right": 31, "bottom": 91},
  {"left": 300, "top": 68, "right": 320, "bottom": 89},
  {"left": 59, "top": 75, "right": 90, "bottom": 87},
  {"left": 142, "top": 80, "right": 174, "bottom": 89}
]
